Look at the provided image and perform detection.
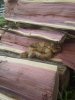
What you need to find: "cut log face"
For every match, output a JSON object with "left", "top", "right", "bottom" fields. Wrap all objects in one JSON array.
[
  {"left": 0, "top": 56, "right": 59, "bottom": 100},
  {"left": 4, "top": 1, "right": 75, "bottom": 30},
  {"left": 53, "top": 40, "right": 75, "bottom": 71},
  {"left": 59, "top": 40, "right": 75, "bottom": 70}
]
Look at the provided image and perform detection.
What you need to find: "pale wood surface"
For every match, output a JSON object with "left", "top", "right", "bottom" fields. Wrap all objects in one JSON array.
[
  {"left": 0, "top": 56, "right": 58, "bottom": 71},
  {"left": 3, "top": 28, "right": 65, "bottom": 42},
  {"left": 0, "top": 43, "right": 24, "bottom": 54},
  {"left": 0, "top": 93, "right": 16, "bottom": 100},
  {"left": 5, "top": 18, "right": 75, "bottom": 31}
]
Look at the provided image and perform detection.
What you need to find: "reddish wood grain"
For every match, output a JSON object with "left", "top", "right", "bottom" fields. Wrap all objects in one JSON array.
[
  {"left": 0, "top": 60, "right": 58, "bottom": 100},
  {"left": 54, "top": 40, "right": 75, "bottom": 70},
  {"left": 5, "top": 2, "right": 75, "bottom": 26},
  {"left": 1, "top": 28, "right": 65, "bottom": 45}
]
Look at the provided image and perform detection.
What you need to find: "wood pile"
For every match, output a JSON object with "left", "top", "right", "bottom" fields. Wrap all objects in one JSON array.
[{"left": 0, "top": 0, "right": 75, "bottom": 100}]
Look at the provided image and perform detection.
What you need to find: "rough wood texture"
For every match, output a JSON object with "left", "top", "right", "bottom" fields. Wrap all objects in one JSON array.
[
  {"left": 0, "top": 43, "right": 25, "bottom": 54},
  {"left": 0, "top": 42, "right": 26, "bottom": 58},
  {"left": 1, "top": 28, "right": 65, "bottom": 45},
  {"left": 59, "top": 40, "right": 75, "bottom": 70},
  {"left": 49, "top": 39, "right": 75, "bottom": 71},
  {"left": 2, "top": 28, "right": 65, "bottom": 42},
  {"left": 5, "top": 1, "right": 75, "bottom": 30},
  {"left": 1, "top": 31, "right": 62, "bottom": 60},
  {"left": 0, "top": 86, "right": 26, "bottom": 100},
  {"left": 0, "top": 56, "right": 59, "bottom": 100},
  {"left": 58, "top": 65, "right": 70, "bottom": 91},
  {"left": 1, "top": 31, "right": 44, "bottom": 47}
]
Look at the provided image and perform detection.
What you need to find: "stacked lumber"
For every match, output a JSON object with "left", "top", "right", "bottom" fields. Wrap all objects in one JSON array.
[
  {"left": 3, "top": 0, "right": 75, "bottom": 62},
  {"left": 0, "top": 28, "right": 65, "bottom": 60},
  {"left": 0, "top": 0, "right": 75, "bottom": 100}
]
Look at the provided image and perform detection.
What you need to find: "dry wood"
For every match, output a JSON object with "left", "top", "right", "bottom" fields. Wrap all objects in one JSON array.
[
  {"left": 0, "top": 43, "right": 24, "bottom": 54},
  {"left": 0, "top": 56, "right": 57, "bottom": 71},
  {"left": 51, "top": 58, "right": 62, "bottom": 62},
  {"left": 0, "top": 93, "right": 16, "bottom": 100},
  {"left": 7, "top": 29, "right": 30, "bottom": 37},
  {"left": 5, "top": 18, "right": 75, "bottom": 31},
  {"left": 2, "top": 28, "right": 66, "bottom": 43},
  {"left": 0, "top": 56, "right": 58, "bottom": 100},
  {"left": 65, "top": 21, "right": 75, "bottom": 25}
]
